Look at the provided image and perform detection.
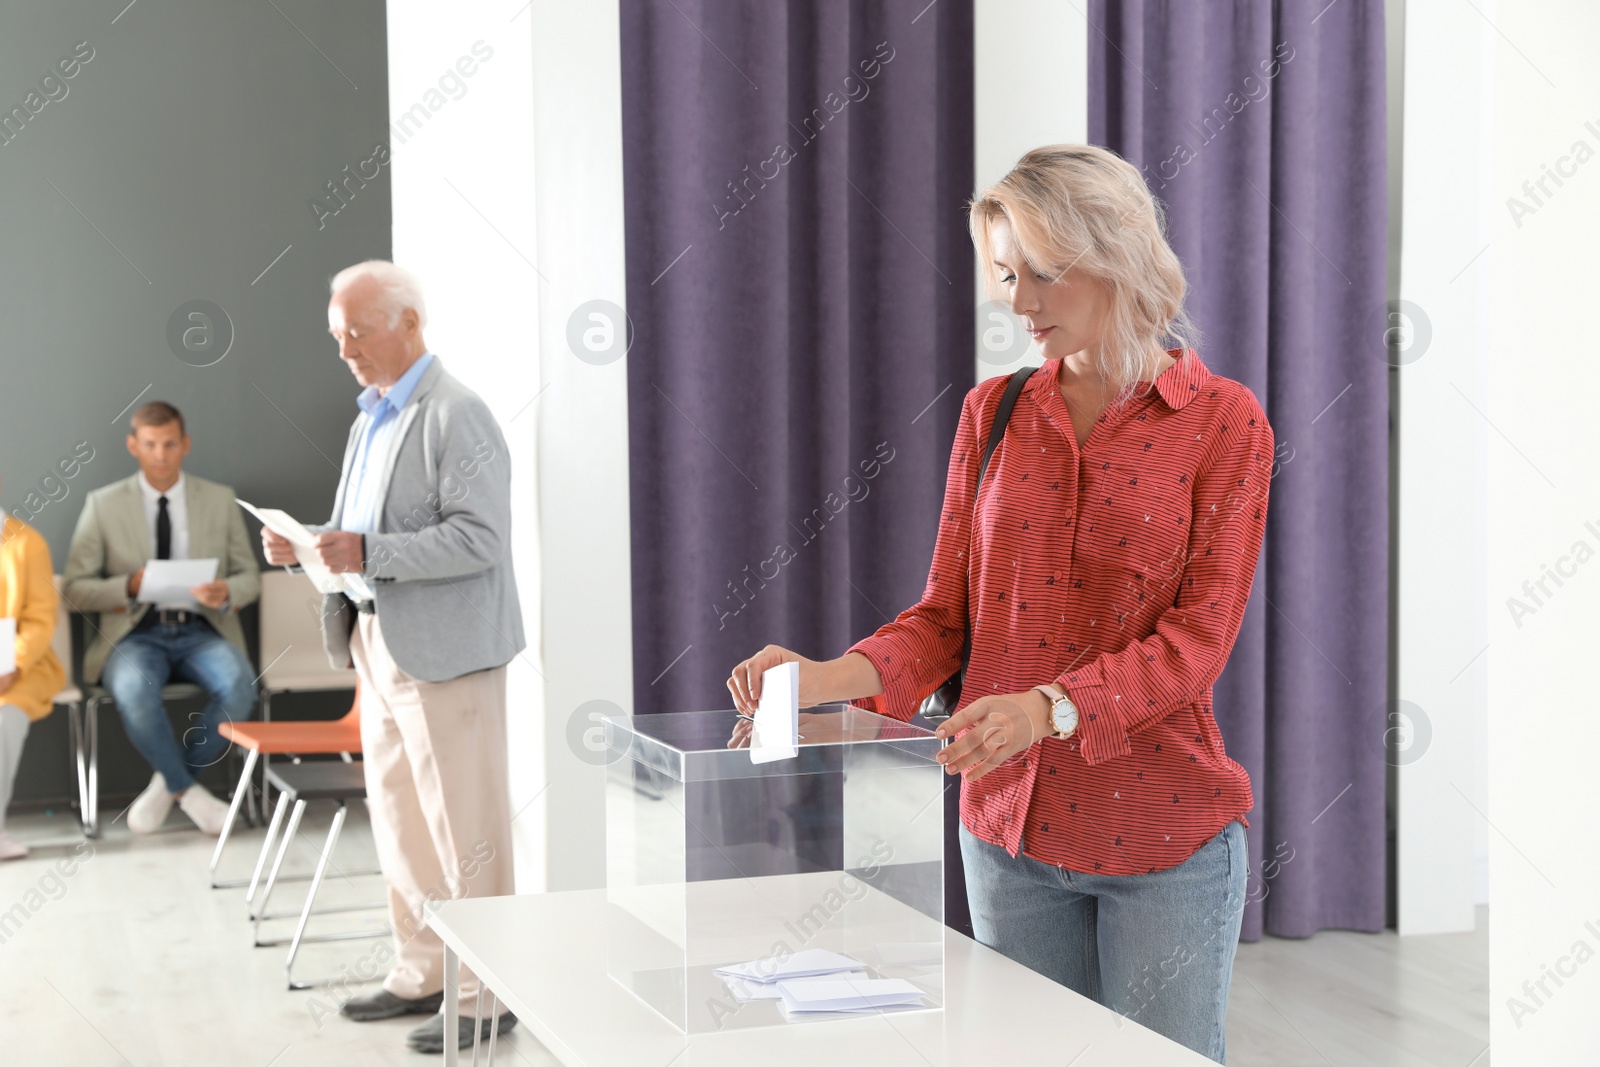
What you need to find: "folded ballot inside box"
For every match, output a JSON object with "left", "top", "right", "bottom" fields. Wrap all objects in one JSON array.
[
  {"left": 713, "top": 948, "right": 862, "bottom": 984},
  {"left": 776, "top": 976, "right": 928, "bottom": 1014},
  {"left": 602, "top": 706, "right": 946, "bottom": 1033},
  {"left": 721, "top": 971, "right": 870, "bottom": 1002},
  {"left": 713, "top": 949, "right": 927, "bottom": 1014}
]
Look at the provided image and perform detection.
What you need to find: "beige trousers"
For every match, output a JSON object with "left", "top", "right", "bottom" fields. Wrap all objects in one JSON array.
[{"left": 350, "top": 613, "right": 513, "bottom": 1014}]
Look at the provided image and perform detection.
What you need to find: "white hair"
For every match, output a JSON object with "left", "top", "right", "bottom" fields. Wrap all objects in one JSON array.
[{"left": 330, "top": 259, "right": 428, "bottom": 330}]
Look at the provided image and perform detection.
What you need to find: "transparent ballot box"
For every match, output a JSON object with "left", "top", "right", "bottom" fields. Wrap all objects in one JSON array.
[{"left": 601, "top": 706, "right": 945, "bottom": 1033}]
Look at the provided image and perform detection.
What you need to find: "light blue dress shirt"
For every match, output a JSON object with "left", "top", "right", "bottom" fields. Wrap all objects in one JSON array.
[{"left": 340, "top": 351, "right": 434, "bottom": 535}]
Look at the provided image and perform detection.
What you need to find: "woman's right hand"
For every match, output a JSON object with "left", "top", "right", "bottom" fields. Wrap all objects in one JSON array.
[{"left": 727, "top": 645, "right": 813, "bottom": 717}]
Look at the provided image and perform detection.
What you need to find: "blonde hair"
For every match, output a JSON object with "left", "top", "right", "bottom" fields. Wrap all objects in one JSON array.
[{"left": 969, "top": 144, "right": 1200, "bottom": 404}]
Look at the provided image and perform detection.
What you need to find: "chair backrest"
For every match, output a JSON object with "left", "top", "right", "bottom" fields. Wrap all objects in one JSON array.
[
  {"left": 341, "top": 677, "right": 362, "bottom": 727},
  {"left": 258, "top": 570, "right": 357, "bottom": 692},
  {"left": 50, "top": 574, "right": 72, "bottom": 671}
]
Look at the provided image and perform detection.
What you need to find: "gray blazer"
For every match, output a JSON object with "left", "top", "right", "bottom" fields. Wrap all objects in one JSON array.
[
  {"left": 316, "top": 356, "right": 525, "bottom": 682},
  {"left": 63, "top": 473, "right": 261, "bottom": 684}
]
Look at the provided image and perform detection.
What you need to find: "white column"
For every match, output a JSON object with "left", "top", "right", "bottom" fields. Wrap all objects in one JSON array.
[
  {"left": 1481, "top": 0, "right": 1600, "bottom": 1059},
  {"left": 385, "top": 3, "right": 543, "bottom": 890},
  {"left": 527, "top": 0, "right": 630, "bottom": 892},
  {"left": 1393, "top": 0, "right": 1488, "bottom": 934},
  {"left": 386, "top": 0, "right": 627, "bottom": 893},
  {"left": 972, "top": 0, "right": 1088, "bottom": 383}
]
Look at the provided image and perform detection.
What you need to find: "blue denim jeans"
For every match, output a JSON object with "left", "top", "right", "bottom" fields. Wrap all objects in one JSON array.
[
  {"left": 100, "top": 618, "right": 258, "bottom": 794},
  {"left": 959, "top": 818, "right": 1247, "bottom": 1063}
]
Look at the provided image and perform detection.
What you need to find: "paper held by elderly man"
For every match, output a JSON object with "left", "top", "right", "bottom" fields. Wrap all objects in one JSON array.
[{"left": 236, "top": 498, "right": 374, "bottom": 601}]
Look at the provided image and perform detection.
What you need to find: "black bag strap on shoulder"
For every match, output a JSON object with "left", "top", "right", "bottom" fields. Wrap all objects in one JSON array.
[
  {"left": 977, "top": 365, "right": 1039, "bottom": 495},
  {"left": 920, "top": 363, "right": 1040, "bottom": 722},
  {"left": 959, "top": 364, "right": 1040, "bottom": 645}
]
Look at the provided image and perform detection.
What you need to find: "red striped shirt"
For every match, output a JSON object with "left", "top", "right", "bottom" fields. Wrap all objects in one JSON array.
[{"left": 847, "top": 350, "right": 1272, "bottom": 874}]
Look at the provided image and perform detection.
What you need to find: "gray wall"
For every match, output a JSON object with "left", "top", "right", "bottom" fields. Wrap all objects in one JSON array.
[{"left": 0, "top": 0, "right": 391, "bottom": 809}]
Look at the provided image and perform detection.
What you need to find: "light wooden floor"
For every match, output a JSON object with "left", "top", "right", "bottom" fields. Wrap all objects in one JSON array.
[
  {"left": 1229, "top": 906, "right": 1489, "bottom": 1066},
  {"left": 0, "top": 807, "right": 1486, "bottom": 1066}
]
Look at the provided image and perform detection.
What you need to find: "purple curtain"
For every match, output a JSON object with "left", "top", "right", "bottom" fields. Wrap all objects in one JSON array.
[
  {"left": 1089, "top": 1, "right": 1390, "bottom": 938},
  {"left": 620, "top": 2, "right": 977, "bottom": 930}
]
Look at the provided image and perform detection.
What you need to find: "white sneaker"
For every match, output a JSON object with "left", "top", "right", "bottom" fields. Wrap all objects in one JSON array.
[
  {"left": 0, "top": 831, "right": 27, "bottom": 860},
  {"left": 177, "top": 783, "right": 230, "bottom": 836},
  {"left": 127, "top": 772, "right": 176, "bottom": 834}
]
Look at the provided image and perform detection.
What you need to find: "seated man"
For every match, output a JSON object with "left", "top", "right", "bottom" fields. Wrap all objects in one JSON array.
[{"left": 64, "top": 401, "right": 260, "bottom": 834}]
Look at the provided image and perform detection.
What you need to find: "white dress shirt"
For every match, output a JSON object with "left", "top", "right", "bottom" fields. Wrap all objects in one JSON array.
[{"left": 138, "top": 471, "right": 191, "bottom": 610}]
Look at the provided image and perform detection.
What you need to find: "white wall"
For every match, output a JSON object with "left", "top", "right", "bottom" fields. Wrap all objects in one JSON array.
[
  {"left": 387, "top": 1, "right": 628, "bottom": 895},
  {"left": 1393, "top": 0, "right": 1489, "bottom": 933},
  {"left": 973, "top": 0, "right": 1088, "bottom": 383},
  {"left": 385, "top": 2, "right": 544, "bottom": 890},
  {"left": 1481, "top": 0, "right": 1600, "bottom": 1059},
  {"left": 526, "top": 0, "right": 630, "bottom": 892}
]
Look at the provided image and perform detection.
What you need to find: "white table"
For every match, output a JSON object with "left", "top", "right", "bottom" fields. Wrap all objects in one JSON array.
[{"left": 428, "top": 888, "right": 1214, "bottom": 1066}]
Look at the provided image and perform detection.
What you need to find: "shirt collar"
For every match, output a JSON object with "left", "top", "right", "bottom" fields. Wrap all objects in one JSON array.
[
  {"left": 1152, "top": 348, "right": 1211, "bottom": 410},
  {"left": 139, "top": 470, "right": 184, "bottom": 501},
  {"left": 357, "top": 351, "right": 435, "bottom": 417},
  {"left": 1027, "top": 348, "right": 1210, "bottom": 412}
]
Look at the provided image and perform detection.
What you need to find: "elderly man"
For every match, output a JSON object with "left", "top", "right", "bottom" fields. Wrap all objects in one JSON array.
[{"left": 263, "top": 260, "right": 523, "bottom": 1054}]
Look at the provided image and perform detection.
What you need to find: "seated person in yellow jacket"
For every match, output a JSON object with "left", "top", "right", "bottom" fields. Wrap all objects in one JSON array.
[
  {"left": 63, "top": 402, "right": 259, "bottom": 835},
  {"left": 0, "top": 510, "right": 67, "bottom": 860}
]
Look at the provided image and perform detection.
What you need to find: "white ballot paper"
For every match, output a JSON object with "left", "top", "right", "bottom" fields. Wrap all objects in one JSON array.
[
  {"left": 714, "top": 949, "right": 926, "bottom": 1015},
  {"left": 722, "top": 970, "right": 869, "bottom": 1002},
  {"left": 776, "top": 976, "right": 927, "bottom": 1014},
  {"left": 136, "top": 559, "right": 218, "bottom": 607},
  {"left": 750, "top": 660, "right": 799, "bottom": 764},
  {"left": 714, "top": 948, "right": 864, "bottom": 985},
  {"left": 0, "top": 618, "right": 15, "bottom": 674},
  {"left": 237, "top": 500, "right": 374, "bottom": 601}
]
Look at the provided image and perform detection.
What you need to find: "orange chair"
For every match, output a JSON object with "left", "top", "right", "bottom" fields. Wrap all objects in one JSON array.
[{"left": 208, "top": 683, "right": 364, "bottom": 891}]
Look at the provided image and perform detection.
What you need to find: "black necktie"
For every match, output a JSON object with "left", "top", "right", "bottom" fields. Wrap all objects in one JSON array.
[{"left": 156, "top": 495, "right": 171, "bottom": 560}]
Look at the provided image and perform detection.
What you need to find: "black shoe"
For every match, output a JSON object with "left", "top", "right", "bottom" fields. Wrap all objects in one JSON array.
[
  {"left": 405, "top": 1011, "right": 518, "bottom": 1054},
  {"left": 339, "top": 988, "right": 444, "bottom": 1022}
]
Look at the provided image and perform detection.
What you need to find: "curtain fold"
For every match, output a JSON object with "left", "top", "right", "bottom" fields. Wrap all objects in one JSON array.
[
  {"left": 620, "top": 1, "right": 976, "bottom": 930},
  {"left": 1089, "top": 0, "right": 1390, "bottom": 939}
]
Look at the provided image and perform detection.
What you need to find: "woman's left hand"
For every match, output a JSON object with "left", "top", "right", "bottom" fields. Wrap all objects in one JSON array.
[{"left": 933, "top": 689, "right": 1053, "bottom": 781}]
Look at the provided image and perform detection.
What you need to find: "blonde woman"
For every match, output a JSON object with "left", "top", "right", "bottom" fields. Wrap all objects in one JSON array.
[
  {"left": 729, "top": 145, "right": 1273, "bottom": 1061},
  {"left": 0, "top": 508, "right": 67, "bottom": 860}
]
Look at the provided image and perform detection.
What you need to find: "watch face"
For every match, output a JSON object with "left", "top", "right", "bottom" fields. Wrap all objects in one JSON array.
[{"left": 1052, "top": 700, "right": 1077, "bottom": 734}]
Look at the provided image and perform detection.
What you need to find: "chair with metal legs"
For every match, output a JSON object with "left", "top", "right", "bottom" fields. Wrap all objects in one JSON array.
[
  {"left": 209, "top": 683, "right": 364, "bottom": 889},
  {"left": 252, "top": 569, "right": 358, "bottom": 820},
  {"left": 69, "top": 680, "right": 205, "bottom": 839},
  {"left": 249, "top": 759, "right": 387, "bottom": 989},
  {"left": 47, "top": 577, "right": 87, "bottom": 826},
  {"left": 60, "top": 587, "right": 226, "bottom": 838}
]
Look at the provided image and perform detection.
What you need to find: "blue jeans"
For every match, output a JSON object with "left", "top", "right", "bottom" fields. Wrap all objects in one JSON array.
[
  {"left": 959, "top": 818, "right": 1247, "bottom": 1063},
  {"left": 100, "top": 618, "right": 258, "bottom": 794}
]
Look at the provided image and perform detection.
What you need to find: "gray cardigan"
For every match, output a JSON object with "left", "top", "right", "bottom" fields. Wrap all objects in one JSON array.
[{"left": 317, "top": 356, "right": 525, "bottom": 682}]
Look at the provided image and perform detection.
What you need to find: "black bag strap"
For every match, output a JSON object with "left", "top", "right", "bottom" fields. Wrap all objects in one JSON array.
[
  {"left": 956, "top": 364, "right": 1041, "bottom": 675},
  {"left": 977, "top": 366, "right": 1039, "bottom": 496}
]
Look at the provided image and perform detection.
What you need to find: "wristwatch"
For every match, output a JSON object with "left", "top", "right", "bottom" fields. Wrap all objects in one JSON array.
[{"left": 1033, "top": 684, "right": 1079, "bottom": 739}]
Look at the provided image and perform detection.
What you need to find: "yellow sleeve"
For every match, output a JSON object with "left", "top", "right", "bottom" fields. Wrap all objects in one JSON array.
[{"left": 13, "top": 531, "right": 59, "bottom": 672}]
